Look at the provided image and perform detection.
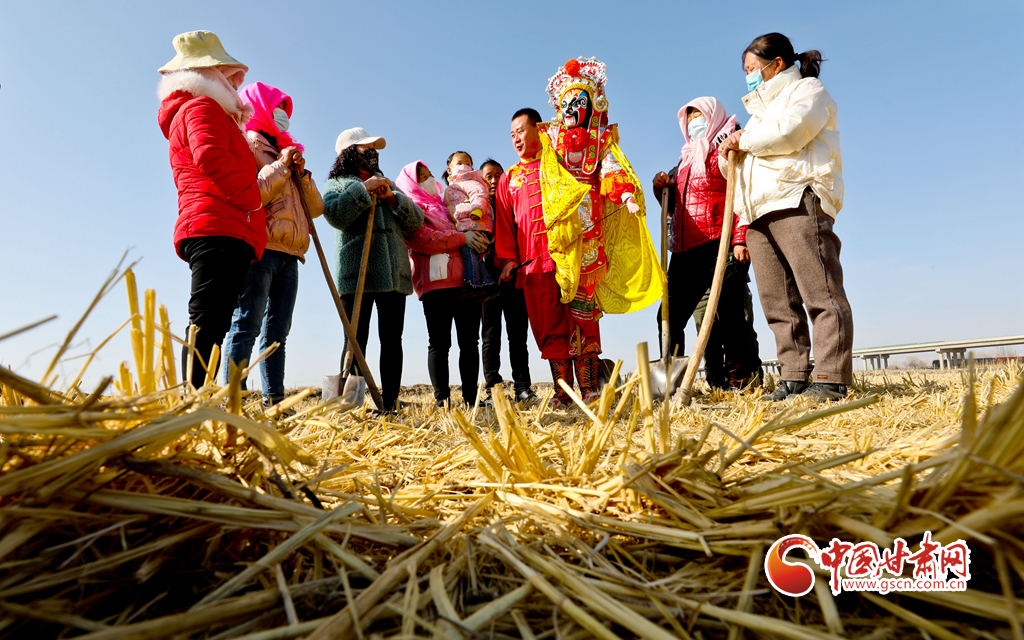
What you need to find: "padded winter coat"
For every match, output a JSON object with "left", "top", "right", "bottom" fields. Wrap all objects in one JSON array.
[
  {"left": 249, "top": 131, "right": 325, "bottom": 261},
  {"left": 157, "top": 73, "right": 265, "bottom": 260},
  {"left": 654, "top": 141, "right": 747, "bottom": 254},
  {"left": 394, "top": 162, "right": 468, "bottom": 300},
  {"left": 724, "top": 65, "right": 844, "bottom": 224},
  {"left": 322, "top": 175, "right": 424, "bottom": 296}
]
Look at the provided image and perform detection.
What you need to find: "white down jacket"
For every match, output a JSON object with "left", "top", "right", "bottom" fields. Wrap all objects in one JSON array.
[{"left": 723, "top": 65, "right": 844, "bottom": 226}]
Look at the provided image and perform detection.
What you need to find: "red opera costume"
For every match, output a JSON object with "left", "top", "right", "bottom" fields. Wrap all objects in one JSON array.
[
  {"left": 494, "top": 160, "right": 601, "bottom": 364},
  {"left": 495, "top": 57, "right": 664, "bottom": 404}
]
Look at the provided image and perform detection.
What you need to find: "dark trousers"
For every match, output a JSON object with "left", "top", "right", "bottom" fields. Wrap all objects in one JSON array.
[
  {"left": 693, "top": 258, "right": 761, "bottom": 387},
  {"left": 340, "top": 291, "right": 406, "bottom": 411},
  {"left": 480, "top": 281, "right": 532, "bottom": 394},
  {"left": 746, "top": 188, "right": 854, "bottom": 384},
  {"left": 180, "top": 236, "right": 254, "bottom": 390},
  {"left": 656, "top": 239, "right": 749, "bottom": 367},
  {"left": 422, "top": 288, "right": 482, "bottom": 403}
]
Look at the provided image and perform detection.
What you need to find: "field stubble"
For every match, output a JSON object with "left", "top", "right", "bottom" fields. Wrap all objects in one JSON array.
[{"left": 1, "top": 262, "right": 1022, "bottom": 639}]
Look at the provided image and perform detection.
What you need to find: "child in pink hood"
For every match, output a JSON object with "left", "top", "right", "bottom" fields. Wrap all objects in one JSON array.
[
  {"left": 443, "top": 152, "right": 497, "bottom": 291},
  {"left": 445, "top": 163, "right": 494, "bottom": 235}
]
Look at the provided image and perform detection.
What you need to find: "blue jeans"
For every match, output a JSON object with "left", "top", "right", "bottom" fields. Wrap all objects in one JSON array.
[
  {"left": 222, "top": 249, "right": 299, "bottom": 403},
  {"left": 460, "top": 245, "right": 498, "bottom": 289}
]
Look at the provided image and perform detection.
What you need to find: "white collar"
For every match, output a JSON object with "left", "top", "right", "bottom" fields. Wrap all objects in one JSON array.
[{"left": 742, "top": 65, "right": 802, "bottom": 115}]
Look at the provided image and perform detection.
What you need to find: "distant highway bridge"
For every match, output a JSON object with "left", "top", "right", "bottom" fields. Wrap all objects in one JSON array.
[{"left": 760, "top": 334, "right": 1024, "bottom": 372}]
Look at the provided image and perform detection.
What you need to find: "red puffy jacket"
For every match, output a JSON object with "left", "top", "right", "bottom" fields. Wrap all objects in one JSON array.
[
  {"left": 158, "top": 91, "right": 265, "bottom": 260},
  {"left": 670, "top": 145, "right": 746, "bottom": 253}
]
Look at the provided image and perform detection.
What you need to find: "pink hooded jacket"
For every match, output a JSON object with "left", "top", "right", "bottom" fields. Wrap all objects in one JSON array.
[
  {"left": 444, "top": 165, "right": 493, "bottom": 233},
  {"left": 396, "top": 161, "right": 467, "bottom": 299},
  {"left": 237, "top": 82, "right": 323, "bottom": 260},
  {"left": 239, "top": 82, "right": 304, "bottom": 152}
]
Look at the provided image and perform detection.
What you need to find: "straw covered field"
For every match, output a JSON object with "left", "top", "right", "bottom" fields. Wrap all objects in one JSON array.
[{"left": 2, "top": 264, "right": 1023, "bottom": 640}]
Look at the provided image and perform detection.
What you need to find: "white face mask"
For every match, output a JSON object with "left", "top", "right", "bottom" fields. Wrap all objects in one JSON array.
[
  {"left": 273, "top": 108, "right": 290, "bottom": 132},
  {"left": 687, "top": 116, "right": 708, "bottom": 141},
  {"left": 420, "top": 176, "right": 438, "bottom": 196}
]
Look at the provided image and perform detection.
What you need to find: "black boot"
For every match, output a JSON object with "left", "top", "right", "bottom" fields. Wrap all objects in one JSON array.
[
  {"left": 801, "top": 383, "right": 848, "bottom": 401},
  {"left": 762, "top": 380, "right": 809, "bottom": 401}
]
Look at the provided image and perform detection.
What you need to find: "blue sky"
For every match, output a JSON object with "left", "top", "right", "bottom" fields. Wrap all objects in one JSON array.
[{"left": 2, "top": 0, "right": 1022, "bottom": 390}]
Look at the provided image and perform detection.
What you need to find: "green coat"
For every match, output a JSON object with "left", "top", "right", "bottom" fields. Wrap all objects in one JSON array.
[{"left": 322, "top": 175, "right": 424, "bottom": 296}]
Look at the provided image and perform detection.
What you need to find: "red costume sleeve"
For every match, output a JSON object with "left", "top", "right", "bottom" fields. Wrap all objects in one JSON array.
[{"left": 495, "top": 171, "right": 519, "bottom": 266}]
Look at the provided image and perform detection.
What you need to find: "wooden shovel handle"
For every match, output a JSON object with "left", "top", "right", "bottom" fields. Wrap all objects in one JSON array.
[
  {"left": 679, "top": 151, "right": 738, "bottom": 404},
  {"left": 341, "top": 198, "right": 376, "bottom": 377},
  {"left": 293, "top": 173, "right": 384, "bottom": 410},
  {"left": 660, "top": 188, "right": 671, "bottom": 367}
]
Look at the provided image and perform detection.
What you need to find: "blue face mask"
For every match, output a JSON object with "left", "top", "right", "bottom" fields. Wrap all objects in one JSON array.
[
  {"left": 687, "top": 116, "right": 708, "bottom": 141},
  {"left": 745, "top": 60, "right": 774, "bottom": 92}
]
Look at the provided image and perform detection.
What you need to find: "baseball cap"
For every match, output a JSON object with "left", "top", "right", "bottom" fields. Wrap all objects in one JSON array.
[{"left": 335, "top": 127, "right": 386, "bottom": 154}]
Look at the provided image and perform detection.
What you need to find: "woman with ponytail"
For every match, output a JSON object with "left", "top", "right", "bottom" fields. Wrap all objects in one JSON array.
[{"left": 719, "top": 32, "right": 854, "bottom": 402}]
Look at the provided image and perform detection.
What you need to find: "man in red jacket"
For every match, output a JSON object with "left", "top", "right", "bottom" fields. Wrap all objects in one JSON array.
[
  {"left": 156, "top": 31, "right": 284, "bottom": 389},
  {"left": 495, "top": 108, "right": 583, "bottom": 405}
]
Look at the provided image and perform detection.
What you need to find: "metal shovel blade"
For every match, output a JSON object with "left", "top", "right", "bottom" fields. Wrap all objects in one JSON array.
[
  {"left": 339, "top": 375, "right": 367, "bottom": 412},
  {"left": 650, "top": 357, "right": 689, "bottom": 401},
  {"left": 322, "top": 374, "right": 367, "bottom": 412},
  {"left": 321, "top": 374, "right": 341, "bottom": 403}
]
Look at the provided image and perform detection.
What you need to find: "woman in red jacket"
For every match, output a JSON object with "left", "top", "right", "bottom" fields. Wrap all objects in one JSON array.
[
  {"left": 156, "top": 31, "right": 274, "bottom": 390},
  {"left": 652, "top": 96, "right": 754, "bottom": 389},
  {"left": 397, "top": 159, "right": 489, "bottom": 407}
]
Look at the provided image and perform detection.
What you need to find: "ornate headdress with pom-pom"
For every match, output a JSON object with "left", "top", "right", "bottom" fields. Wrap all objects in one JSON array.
[{"left": 546, "top": 57, "right": 609, "bottom": 113}]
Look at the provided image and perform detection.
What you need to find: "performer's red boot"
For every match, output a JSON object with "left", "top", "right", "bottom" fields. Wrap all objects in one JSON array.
[
  {"left": 574, "top": 355, "right": 600, "bottom": 402},
  {"left": 549, "top": 359, "right": 574, "bottom": 407}
]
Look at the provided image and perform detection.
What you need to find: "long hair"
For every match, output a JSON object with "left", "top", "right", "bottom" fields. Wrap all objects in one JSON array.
[
  {"left": 328, "top": 145, "right": 362, "bottom": 180},
  {"left": 744, "top": 32, "right": 824, "bottom": 78}
]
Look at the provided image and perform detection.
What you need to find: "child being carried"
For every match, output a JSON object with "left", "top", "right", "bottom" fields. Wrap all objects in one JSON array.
[{"left": 444, "top": 157, "right": 497, "bottom": 289}]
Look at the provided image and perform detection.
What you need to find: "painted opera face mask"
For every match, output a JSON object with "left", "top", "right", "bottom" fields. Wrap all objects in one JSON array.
[{"left": 560, "top": 88, "right": 593, "bottom": 129}]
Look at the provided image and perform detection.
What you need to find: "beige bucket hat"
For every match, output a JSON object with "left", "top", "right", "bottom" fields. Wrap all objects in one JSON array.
[
  {"left": 158, "top": 30, "right": 248, "bottom": 74},
  {"left": 335, "top": 127, "right": 386, "bottom": 155}
]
